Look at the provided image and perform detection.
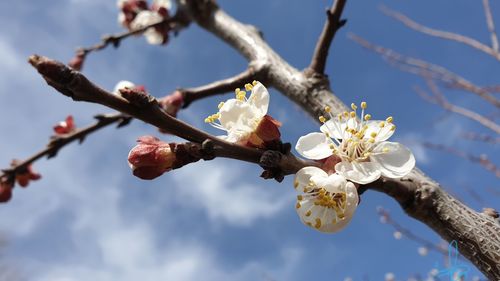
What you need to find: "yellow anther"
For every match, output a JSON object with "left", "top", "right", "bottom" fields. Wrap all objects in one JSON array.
[
  {"left": 386, "top": 116, "right": 393, "bottom": 123},
  {"left": 337, "top": 113, "right": 343, "bottom": 120},
  {"left": 329, "top": 144, "right": 335, "bottom": 149},
  {"left": 379, "top": 122, "right": 385, "bottom": 128},
  {"left": 218, "top": 101, "right": 225, "bottom": 109},
  {"left": 294, "top": 181, "right": 299, "bottom": 189},
  {"left": 296, "top": 202, "right": 301, "bottom": 209},
  {"left": 369, "top": 138, "right": 375, "bottom": 143},
  {"left": 252, "top": 80, "right": 258, "bottom": 86},
  {"left": 324, "top": 106, "right": 331, "bottom": 113},
  {"left": 343, "top": 111, "right": 349, "bottom": 117},
  {"left": 319, "top": 116, "right": 327, "bottom": 123},
  {"left": 234, "top": 88, "right": 240, "bottom": 95},
  {"left": 364, "top": 152, "right": 371, "bottom": 157},
  {"left": 245, "top": 83, "right": 253, "bottom": 91},
  {"left": 314, "top": 218, "right": 322, "bottom": 229},
  {"left": 361, "top": 101, "right": 367, "bottom": 109},
  {"left": 390, "top": 125, "right": 396, "bottom": 131},
  {"left": 370, "top": 132, "right": 377, "bottom": 138},
  {"left": 204, "top": 118, "right": 210, "bottom": 123},
  {"left": 349, "top": 111, "right": 356, "bottom": 118},
  {"left": 351, "top": 103, "right": 357, "bottom": 110},
  {"left": 324, "top": 132, "right": 330, "bottom": 138},
  {"left": 297, "top": 195, "right": 303, "bottom": 200},
  {"left": 305, "top": 210, "right": 312, "bottom": 217},
  {"left": 383, "top": 147, "right": 390, "bottom": 153},
  {"left": 364, "top": 114, "right": 372, "bottom": 121}
]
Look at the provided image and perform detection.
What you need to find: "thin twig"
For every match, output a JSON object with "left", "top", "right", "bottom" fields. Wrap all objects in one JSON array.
[
  {"left": 418, "top": 141, "right": 500, "bottom": 178},
  {"left": 307, "top": 0, "right": 348, "bottom": 75},
  {"left": 417, "top": 80, "right": 500, "bottom": 134},
  {"left": 461, "top": 131, "right": 500, "bottom": 144},
  {"left": 1, "top": 113, "right": 130, "bottom": 179},
  {"left": 349, "top": 34, "right": 500, "bottom": 108},
  {"left": 181, "top": 68, "right": 257, "bottom": 108},
  {"left": 380, "top": 5, "right": 500, "bottom": 61},
  {"left": 376, "top": 207, "right": 464, "bottom": 260},
  {"left": 483, "top": 0, "right": 499, "bottom": 53}
]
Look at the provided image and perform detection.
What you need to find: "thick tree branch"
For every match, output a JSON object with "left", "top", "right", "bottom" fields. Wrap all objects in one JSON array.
[
  {"left": 180, "top": 68, "right": 257, "bottom": 108},
  {"left": 349, "top": 34, "right": 500, "bottom": 108},
  {"left": 380, "top": 5, "right": 500, "bottom": 62},
  {"left": 306, "top": 0, "right": 348, "bottom": 76},
  {"left": 181, "top": 1, "right": 500, "bottom": 278},
  {"left": 28, "top": 55, "right": 317, "bottom": 177},
  {"left": 1, "top": 113, "right": 130, "bottom": 181}
]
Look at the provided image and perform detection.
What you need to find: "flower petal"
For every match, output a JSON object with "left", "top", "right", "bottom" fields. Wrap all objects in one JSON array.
[
  {"left": 335, "top": 161, "right": 381, "bottom": 184},
  {"left": 320, "top": 118, "right": 357, "bottom": 140},
  {"left": 295, "top": 132, "right": 334, "bottom": 160},
  {"left": 294, "top": 166, "right": 328, "bottom": 193},
  {"left": 325, "top": 181, "right": 358, "bottom": 232},
  {"left": 218, "top": 99, "right": 256, "bottom": 131},
  {"left": 113, "top": 80, "right": 135, "bottom": 94},
  {"left": 363, "top": 120, "right": 394, "bottom": 142},
  {"left": 248, "top": 82, "right": 269, "bottom": 119},
  {"left": 370, "top": 142, "right": 415, "bottom": 178}
]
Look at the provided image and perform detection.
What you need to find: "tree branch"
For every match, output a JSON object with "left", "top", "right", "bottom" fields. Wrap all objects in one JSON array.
[
  {"left": 306, "top": 0, "right": 348, "bottom": 76},
  {"left": 180, "top": 1, "right": 500, "bottom": 278},
  {"left": 28, "top": 55, "right": 317, "bottom": 177},
  {"left": 349, "top": 34, "right": 500, "bottom": 108},
  {"left": 380, "top": 5, "right": 500, "bottom": 61},
  {"left": 482, "top": 0, "right": 499, "bottom": 53},
  {"left": 1, "top": 113, "right": 130, "bottom": 180},
  {"left": 180, "top": 68, "right": 257, "bottom": 108}
]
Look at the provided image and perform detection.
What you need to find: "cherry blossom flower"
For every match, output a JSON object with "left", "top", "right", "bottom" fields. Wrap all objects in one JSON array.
[
  {"left": 296, "top": 102, "right": 415, "bottom": 184},
  {"left": 128, "top": 136, "right": 176, "bottom": 180},
  {"left": 294, "top": 167, "right": 358, "bottom": 233},
  {"left": 204, "top": 81, "right": 281, "bottom": 148},
  {"left": 117, "top": 0, "right": 148, "bottom": 28},
  {"left": 53, "top": 115, "right": 76, "bottom": 135}
]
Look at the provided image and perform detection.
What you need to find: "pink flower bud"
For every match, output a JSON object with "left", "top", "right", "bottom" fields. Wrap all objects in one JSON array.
[
  {"left": 68, "top": 51, "right": 86, "bottom": 71},
  {"left": 11, "top": 161, "right": 41, "bottom": 188},
  {"left": 53, "top": 115, "right": 76, "bottom": 135},
  {"left": 159, "top": 91, "right": 184, "bottom": 117},
  {"left": 246, "top": 115, "right": 282, "bottom": 148},
  {"left": 0, "top": 180, "right": 13, "bottom": 203},
  {"left": 128, "top": 136, "right": 176, "bottom": 180}
]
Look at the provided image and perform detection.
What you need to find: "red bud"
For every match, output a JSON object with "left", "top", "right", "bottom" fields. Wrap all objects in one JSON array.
[{"left": 128, "top": 136, "right": 176, "bottom": 180}]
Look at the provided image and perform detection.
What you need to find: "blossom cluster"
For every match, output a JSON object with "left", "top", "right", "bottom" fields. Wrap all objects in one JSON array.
[
  {"left": 117, "top": 0, "right": 173, "bottom": 45},
  {"left": 294, "top": 102, "right": 415, "bottom": 233}
]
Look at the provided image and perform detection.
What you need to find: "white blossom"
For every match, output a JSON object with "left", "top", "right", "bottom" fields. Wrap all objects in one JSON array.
[
  {"left": 294, "top": 167, "right": 358, "bottom": 233},
  {"left": 130, "top": 10, "right": 164, "bottom": 45},
  {"left": 113, "top": 80, "right": 136, "bottom": 94},
  {"left": 295, "top": 102, "right": 415, "bottom": 184},
  {"left": 205, "top": 81, "right": 271, "bottom": 144}
]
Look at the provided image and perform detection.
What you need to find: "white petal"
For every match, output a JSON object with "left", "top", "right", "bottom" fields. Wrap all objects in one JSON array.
[
  {"left": 218, "top": 99, "right": 256, "bottom": 131},
  {"left": 295, "top": 132, "right": 334, "bottom": 160},
  {"left": 313, "top": 173, "right": 347, "bottom": 193},
  {"left": 370, "top": 142, "right": 415, "bottom": 178},
  {"left": 323, "top": 181, "right": 359, "bottom": 233},
  {"left": 320, "top": 118, "right": 357, "bottom": 140},
  {"left": 335, "top": 161, "right": 381, "bottom": 184},
  {"left": 363, "top": 120, "right": 394, "bottom": 142},
  {"left": 131, "top": 11, "right": 162, "bottom": 28},
  {"left": 294, "top": 166, "right": 328, "bottom": 193},
  {"left": 113, "top": 80, "right": 135, "bottom": 94},
  {"left": 247, "top": 82, "right": 269, "bottom": 119},
  {"left": 144, "top": 29, "right": 164, "bottom": 45},
  {"left": 153, "top": 0, "right": 172, "bottom": 10}
]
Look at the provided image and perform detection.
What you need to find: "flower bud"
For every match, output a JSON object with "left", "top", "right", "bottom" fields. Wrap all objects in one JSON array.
[
  {"left": 53, "top": 115, "right": 76, "bottom": 135},
  {"left": 159, "top": 91, "right": 184, "bottom": 117},
  {"left": 0, "top": 180, "right": 13, "bottom": 203},
  {"left": 128, "top": 136, "right": 176, "bottom": 180},
  {"left": 11, "top": 161, "right": 41, "bottom": 188},
  {"left": 245, "top": 115, "right": 282, "bottom": 148}
]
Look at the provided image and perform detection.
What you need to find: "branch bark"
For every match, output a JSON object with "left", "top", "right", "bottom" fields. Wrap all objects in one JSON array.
[
  {"left": 183, "top": 1, "right": 500, "bottom": 278},
  {"left": 306, "top": 0, "right": 348, "bottom": 76}
]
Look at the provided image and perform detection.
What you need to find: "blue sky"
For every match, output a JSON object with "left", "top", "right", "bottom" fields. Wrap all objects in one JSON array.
[{"left": 0, "top": 0, "right": 497, "bottom": 280}]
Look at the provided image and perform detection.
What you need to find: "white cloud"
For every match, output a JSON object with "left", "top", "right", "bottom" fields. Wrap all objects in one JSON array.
[{"left": 172, "top": 161, "right": 291, "bottom": 227}]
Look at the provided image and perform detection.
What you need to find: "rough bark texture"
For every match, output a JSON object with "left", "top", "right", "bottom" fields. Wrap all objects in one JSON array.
[{"left": 184, "top": 1, "right": 500, "bottom": 279}]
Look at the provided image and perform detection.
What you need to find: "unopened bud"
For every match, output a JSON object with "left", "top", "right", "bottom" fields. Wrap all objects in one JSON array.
[
  {"left": 11, "top": 161, "right": 41, "bottom": 188},
  {"left": 68, "top": 51, "right": 86, "bottom": 71},
  {"left": 159, "top": 91, "right": 184, "bottom": 117},
  {"left": 53, "top": 115, "right": 76, "bottom": 135},
  {"left": 128, "top": 136, "right": 176, "bottom": 180},
  {"left": 247, "top": 115, "right": 282, "bottom": 148},
  {"left": 0, "top": 179, "right": 13, "bottom": 203}
]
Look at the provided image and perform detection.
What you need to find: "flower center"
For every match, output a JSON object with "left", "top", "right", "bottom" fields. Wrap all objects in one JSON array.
[
  {"left": 297, "top": 183, "right": 348, "bottom": 222},
  {"left": 320, "top": 102, "right": 396, "bottom": 162}
]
